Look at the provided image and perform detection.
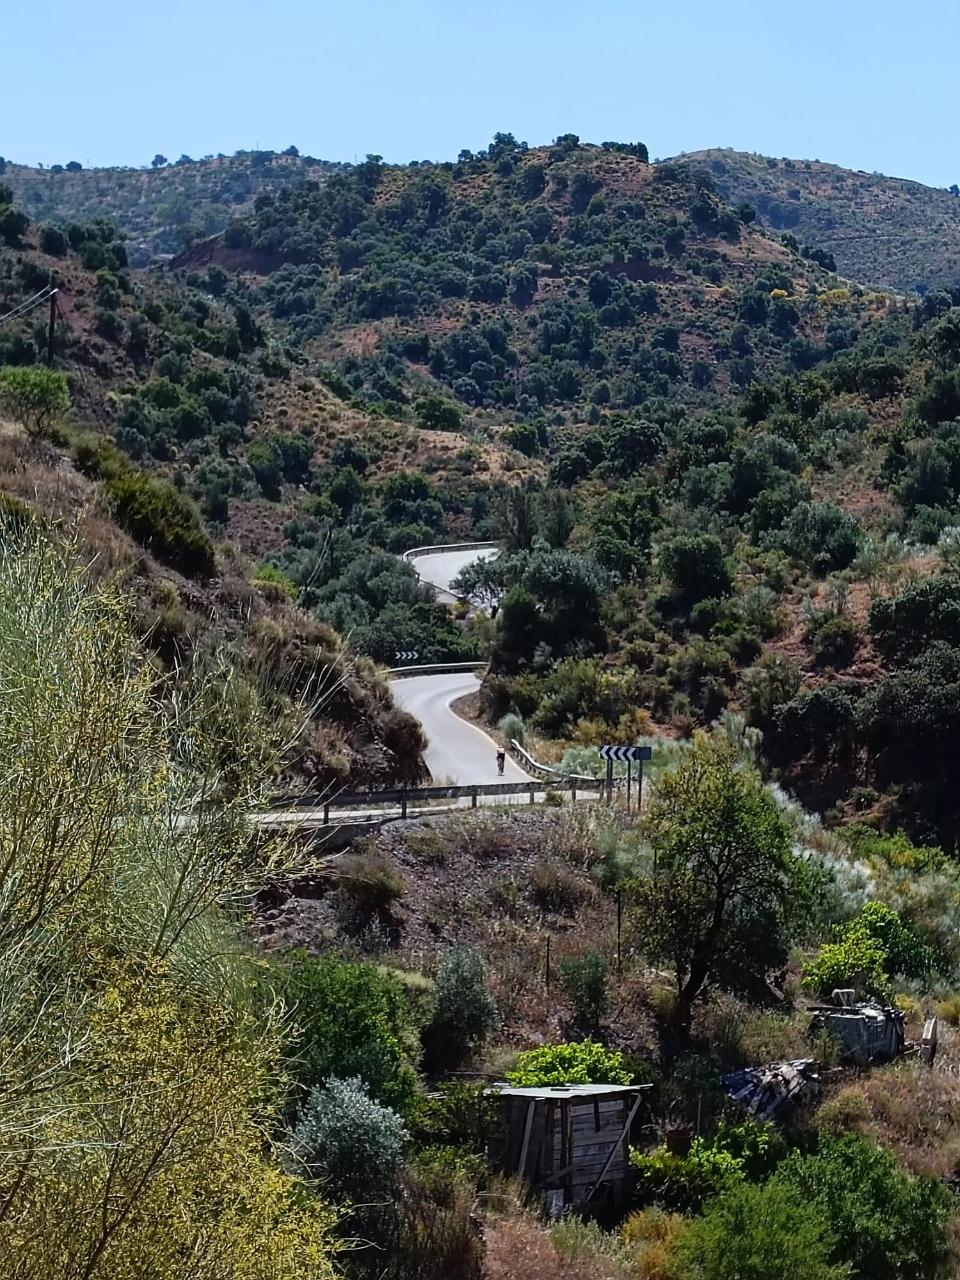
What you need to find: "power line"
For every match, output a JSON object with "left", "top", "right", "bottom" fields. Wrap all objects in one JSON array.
[{"left": 0, "top": 284, "right": 56, "bottom": 328}]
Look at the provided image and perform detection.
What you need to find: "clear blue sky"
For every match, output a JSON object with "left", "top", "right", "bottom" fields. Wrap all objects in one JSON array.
[{"left": 7, "top": 0, "right": 958, "bottom": 187}]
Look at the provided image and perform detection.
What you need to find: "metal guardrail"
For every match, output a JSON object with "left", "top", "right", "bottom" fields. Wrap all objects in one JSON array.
[
  {"left": 265, "top": 776, "right": 599, "bottom": 824},
  {"left": 509, "top": 738, "right": 599, "bottom": 786},
  {"left": 401, "top": 540, "right": 501, "bottom": 562},
  {"left": 387, "top": 661, "right": 486, "bottom": 679}
]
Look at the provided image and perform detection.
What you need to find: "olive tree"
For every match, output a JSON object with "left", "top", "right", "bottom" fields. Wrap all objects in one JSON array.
[
  {"left": 629, "top": 734, "right": 819, "bottom": 1025},
  {"left": 0, "top": 366, "right": 70, "bottom": 439}
]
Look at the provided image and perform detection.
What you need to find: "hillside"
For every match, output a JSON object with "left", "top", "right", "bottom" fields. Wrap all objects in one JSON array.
[
  {"left": 0, "top": 186, "right": 427, "bottom": 792},
  {"left": 0, "top": 149, "right": 337, "bottom": 266},
  {"left": 672, "top": 148, "right": 960, "bottom": 294},
  {"left": 197, "top": 137, "right": 854, "bottom": 423},
  {"left": 10, "top": 139, "right": 960, "bottom": 835},
  {"left": 11, "top": 130, "right": 960, "bottom": 1280}
]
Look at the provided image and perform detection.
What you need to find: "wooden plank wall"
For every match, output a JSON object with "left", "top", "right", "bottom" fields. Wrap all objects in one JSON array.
[{"left": 497, "top": 1096, "right": 632, "bottom": 1203}]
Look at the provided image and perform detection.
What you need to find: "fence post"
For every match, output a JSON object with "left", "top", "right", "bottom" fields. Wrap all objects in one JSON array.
[
  {"left": 323, "top": 801, "right": 330, "bottom": 826},
  {"left": 400, "top": 788, "right": 408, "bottom": 820},
  {"left": 616, "top": 889, "right": 623, "bottom": 976},
  {"left": 571, "top": 781, "right": 577, "bottom": 804},
  {"left": 529, "top": 783, "right": 536, "bottom": 806},
  {"left": 471, "top": 787, "right": 478, "bottom": 809},
  {"left": 545, "top": 935, "right": 551, "bottom": 989}
]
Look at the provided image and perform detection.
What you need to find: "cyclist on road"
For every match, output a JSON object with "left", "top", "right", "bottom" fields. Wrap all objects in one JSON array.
[{"left": 496, "top": 749, "right": 506, "bottom": 776}]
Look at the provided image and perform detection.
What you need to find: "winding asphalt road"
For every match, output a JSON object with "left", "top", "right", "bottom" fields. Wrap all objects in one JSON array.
[
  {"left": 390, "top": 670, "right": 529, "bottom": 785},
  {"left": 404, "top": 544, "right": 499, "bottom": 603},
  {"left": 391, "top": 543, "right": 530, "bottom": 787}
]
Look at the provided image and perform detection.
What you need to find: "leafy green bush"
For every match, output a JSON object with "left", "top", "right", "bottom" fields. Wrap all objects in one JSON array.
[
  {"left": 414, "top": 1080, "right": 499, "bottom": 1154},
  {"left": 630, "top": 1138, "right": 745, "bottom": 1213},
  {"left": 422, "top": 945, "right": 499, "bottom": 1072},
  {"left": 774, "top": 1133, "right": 952, "bottom": 1280},
  {"left": 557, "top": 950, "right": 609, "bottom": 1027},
  {"left": 802, "top": 902, "right": 935, "bottom": 997},
  {"left": 658, "top": 532, "right": 733, "bottom": 604},
  {"left": 781, "top": 500, "right": 862, "bottom": 573},
  {"left": 497, "top": 712, "right": 525, "bottom": 746},
  {"left": 671, "top": 1178, "right": 847, "bottom": 1280},
  {"left": 104, "top": 468, "right": 215, "bottom": 577},
  {"left": 801, "top": 926, "right": 888, "bottom": 999},
  {"left": 293, "top": 1075, "right": 408, "bottom": 1202},
  {"left": 507, "top": 1040, "right": 632, "bottom": 1087},
  {"left": 279, "top": 951, "right": 419, "bottom": 1111}
]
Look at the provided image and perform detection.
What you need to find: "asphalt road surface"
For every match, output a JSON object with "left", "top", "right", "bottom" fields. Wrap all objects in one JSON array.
[
  {"left": 390, "top": 670, "right": 530, "bottom": 785},
  {"left": 408, "top": 546, "right": 498, "bottom": 602}
]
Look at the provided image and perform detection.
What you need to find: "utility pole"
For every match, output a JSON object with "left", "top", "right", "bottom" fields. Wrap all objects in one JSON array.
[{"left": 45, "top": 284, "right": 58, "bottom": 367}]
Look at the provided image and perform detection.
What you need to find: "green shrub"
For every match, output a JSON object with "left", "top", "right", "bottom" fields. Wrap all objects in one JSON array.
[
  {"left": 801, "top": 927, "right": 888, "bottom": 999},
  {"left": 279, "top": 951, "right": 419, "bottom": 1111},
  {"left": 413, "top": 1143, "right": 486, "bottom": 1189},
  {"left": 497, "top": 712, "right": 525, "bottom": 746},
  {"left": 422, "top": 945, "right": 499, "bottom": 1072},
  {"left": 100, "top": 466, "right": 214, "bottom": 577},
  {"left": 557, "top": 950, "right": 609, "bottom": 1027},
  {"left": 414, "top": 1080, "right": 499, "bottom": 1153},
  {"left": 630, "top": 1138, "right": 745, "bottom": 1214},
  {"left": 293, "top": 1075, "right": 408, "bottom": 1202},
  {"left": 507, "top": 1040, "right": 632, "bottom": 1087},
  {"left": 774, "top": 1133, "right": 952, "bottom": 1279},
  {"left": 671, "top": 1178, "right": 846, "bottom": 1280},
  {"left": 802, "top": 902, "right": 935, "bottom": 997},
  {"left": 335, "top": 850, "right": 404, "bottom": 923},
  {"left": 781, "top": 500, "right": 862, "bottom": 573}
]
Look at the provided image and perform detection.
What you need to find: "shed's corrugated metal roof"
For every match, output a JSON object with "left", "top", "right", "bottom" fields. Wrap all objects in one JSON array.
[{"left": 490, "top": 1082, "right": 651, "bottom": 1100}]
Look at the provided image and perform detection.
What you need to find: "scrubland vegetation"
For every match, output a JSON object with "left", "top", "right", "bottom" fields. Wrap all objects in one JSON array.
[{"left": 7, "top": 130, "right": 960, "bottom": 1274}]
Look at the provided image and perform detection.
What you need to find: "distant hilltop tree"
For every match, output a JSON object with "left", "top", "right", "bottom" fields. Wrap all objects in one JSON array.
[
  {"left": 151, "top": 154, "right": 168, "bottom": 168},
  {"left": 282, "top": 145, "right": 300, "bottom": 157},
  {"left": 65, "top": 160, "right": 82, "bottom": 172}
]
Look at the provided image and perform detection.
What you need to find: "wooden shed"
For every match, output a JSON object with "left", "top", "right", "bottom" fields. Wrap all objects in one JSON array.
[{"left": 488, "top": 1083, "right": 650, "bottom": 1211}]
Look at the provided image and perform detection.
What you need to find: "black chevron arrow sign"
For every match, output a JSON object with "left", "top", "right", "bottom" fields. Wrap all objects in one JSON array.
[{"left": 599, "top": 744, "right": 652, "bottom": 763}]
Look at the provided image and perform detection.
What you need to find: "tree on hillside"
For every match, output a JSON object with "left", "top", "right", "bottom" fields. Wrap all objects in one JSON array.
[
  {"left": 451, "top": 556, "right": 506, "bottom": 613},
  {"left": 0, "top": 185, "right": 28, "bottom": 247},
  {"left": 0, "top": 366, "right": 70, "bottom": 438},
  {"left": 629, "top": 734, "right": 818, "bottom": 1025},
  {"left": 151, "top": 153, "right": 168, "bottom": 168}
]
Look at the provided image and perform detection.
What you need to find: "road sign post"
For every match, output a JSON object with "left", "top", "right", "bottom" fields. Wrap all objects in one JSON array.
[{"left": 599, "top": 744, "right": 653, "bottom": 810}]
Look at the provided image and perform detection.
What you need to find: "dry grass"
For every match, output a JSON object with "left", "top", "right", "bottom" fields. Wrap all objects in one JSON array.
[
  {"left": 484, "top": 1213, "right": 629, "bottom": 1280},
  {"left": 813, "top": 1043, "right": 960, "bottom": 1178}
]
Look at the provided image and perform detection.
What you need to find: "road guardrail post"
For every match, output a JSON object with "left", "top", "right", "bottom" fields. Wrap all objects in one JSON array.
[
  {"left": 400, "top": 788, "right": 408, "bottom": 820},
  {"left": 471, "top": 788, "right": 478, "bottom": 808},
  {"left": 323, "top": 801, "right": 330, "bottom": 826}
]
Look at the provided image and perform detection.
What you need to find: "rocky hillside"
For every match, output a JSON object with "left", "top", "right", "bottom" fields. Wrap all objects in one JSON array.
[{"left": 672, "top": 148, "right": 960, "bottom": 294}]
